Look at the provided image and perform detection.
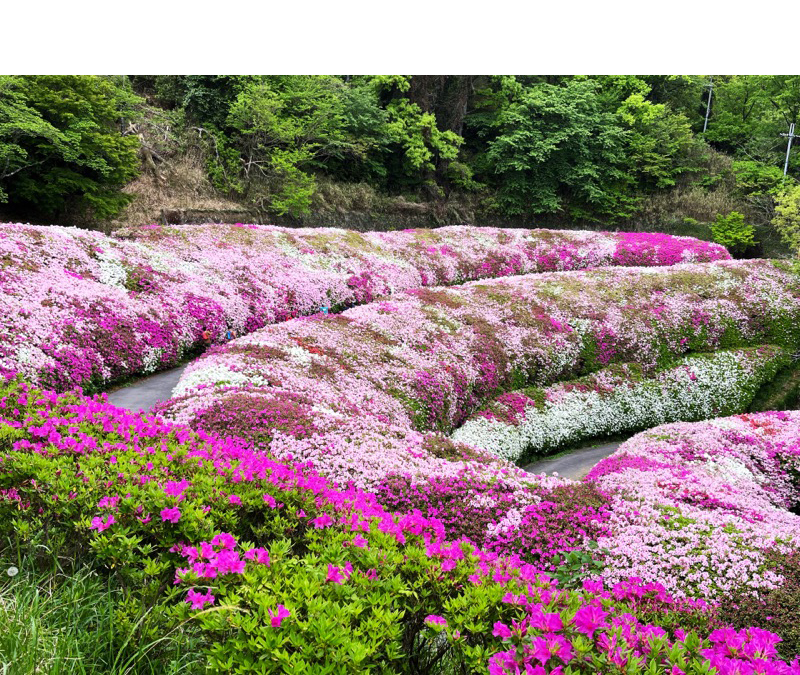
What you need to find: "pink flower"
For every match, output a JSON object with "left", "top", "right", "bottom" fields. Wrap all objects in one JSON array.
[
  {"left": 243, "top": 547, "right": 271, "bottom": 565},
  {"left": 160, "top": 507, "right": 181, "bottom": 523},
  {"left": 211, "top": 533, "right": 237, "bottom": 550},
  {"left": 268, "top": 604, "right": 291, "bottom": 627},
  {"left": 573, "top": 604, "right": 608, "bottom": 638},
  {"left": 351, "top": 534, "right": 368, "bottom": 548},
  {"left": 326, "top": 563, "right": 351, "bottom": 584},
  {"left": 424, "top": 615, "right": 447, "bottom": 628},
  {"left": 493, "top": 622, "right": 512, "bottom": 639},
  {"left": 312, "top": 513, "right": 333, "bottom": 528},
  {"left": 90, "top": 514, "right": 115, "bottom": 531},
  {"left": 186, "top": 588, "right": 215, "bottom": 610}
]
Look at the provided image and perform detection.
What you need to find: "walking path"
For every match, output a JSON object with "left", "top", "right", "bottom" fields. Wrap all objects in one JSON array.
[
  {"left": 105, "top": 366, "right": 625, "bottom": 479},
  {"left": 106, "top": 365, "right": 188, "bottom": 413},
  {"left": 522, "top": 441, "right": 623, "bottom": 481}
]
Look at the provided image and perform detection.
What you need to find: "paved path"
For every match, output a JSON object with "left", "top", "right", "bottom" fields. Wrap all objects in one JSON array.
[
  {"left": 522, "top": 441, "right": 623, "bottom": 481},
  {"left": 106, "top": 366, "right": 624, "bottom": 478},
  {"left": 106, "top": 365, "right": 188, "bottom": 413}
]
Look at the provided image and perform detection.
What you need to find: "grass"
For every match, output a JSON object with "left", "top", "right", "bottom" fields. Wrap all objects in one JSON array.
[
  {"left": 0, "top": 551, "right": 205, "bottom": 675},
  {"left": 748, "top": 359, "right": 800, "bottom": 412}
]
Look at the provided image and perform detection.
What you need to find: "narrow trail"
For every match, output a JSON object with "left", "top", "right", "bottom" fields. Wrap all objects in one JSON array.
[
  {"left": 522, "top": 441, "right": 623, "bottom": 481},
  {"left": 106, "top": 366, "right": 625, "bottom": 478},
  {"left": 106, "top": 365, "right": 188, "bottom": 413}
]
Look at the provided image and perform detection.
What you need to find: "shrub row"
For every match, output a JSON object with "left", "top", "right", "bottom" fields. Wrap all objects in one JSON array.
[
  {"left": 0, "top": 222, "right": 728, "bottom": 392},
  {"left": 157, "top": 260, "right": 800, "bottom": 489},
  {"left": 452, "top": 346, "right": 790, "bottom": 463}
]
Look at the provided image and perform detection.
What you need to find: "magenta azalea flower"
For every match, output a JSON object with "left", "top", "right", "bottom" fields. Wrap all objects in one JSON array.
[
  {"left": 160, "top": 507, "right": 181, "bottom": 523},
  {"left": 312, "top": 513, "right": 333, "bottom": 528},
  {"left": 90, "top": 514, "right": 115, "bottom": 532},
  {"left": 424, "top": 615, "right": 447, "bottom": 628},
  {"left": 573, "top": 604, "right": 608, "bottom": 638},
  {"left": 185, "top": 588, "right": 215, "bottom": 610},
  {"left": 268, "top": 604, "right": 290, "bottom": 627}
]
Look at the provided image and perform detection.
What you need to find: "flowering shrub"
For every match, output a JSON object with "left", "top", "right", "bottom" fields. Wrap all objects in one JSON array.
[
  {"left": 453, "top": 346, "right": 790, "bottom": 463},
  {"left": 3, "top": 378, "right": 799, "bottom": 673},
  {"left": 587, "top": 411, "right": 800, "bottom": 601},
  {"left": 720, "top": 548, "right": 800, "bottom": 661},
  {"left": 158, "top": 260, "right": 800, "bottom": 488},
  {"left": 0, "top": 222, "right": 728, "bottom": 392}
]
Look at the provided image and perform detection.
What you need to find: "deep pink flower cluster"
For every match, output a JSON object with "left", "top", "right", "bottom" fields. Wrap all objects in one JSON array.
[{"left": 487, "top": 575, "right": 800, "bottom": 675}]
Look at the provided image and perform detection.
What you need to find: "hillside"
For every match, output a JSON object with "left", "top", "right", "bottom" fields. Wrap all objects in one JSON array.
[{"left": 1, "top": 75, "right": 799, "bottom": 258}]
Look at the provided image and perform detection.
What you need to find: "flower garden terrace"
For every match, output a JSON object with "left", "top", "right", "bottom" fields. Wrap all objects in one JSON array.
[
  {"left": 156, "top": 258, "right": 800, "bottom": 490},
  {"left": 2, "top": 378, "right": 800, "bottom": 674},
  {"left": 0, "top": 221, "right": 728, "bottom": 393}
]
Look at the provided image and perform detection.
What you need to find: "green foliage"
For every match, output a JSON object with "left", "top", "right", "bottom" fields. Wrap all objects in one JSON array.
[
  {"left": 0, "top": 556, "right": 203, "bottom": 674},
  {"left": 710, "top": 211, "right": 756, "bottom": 255},
  {"left": 732, "top": 160, "right": 786, "bottom": 197},
  {"left": 376, "top": 79, "right": 463, "bottom": 189},
  {"left": 482, "top": 79, "right": 635, "bottom": 219},
  {"left": 0, "top": 76, "right": 141, "bottom": 220},
  {"left": 617, "top": 92, "right": 698, "bottom": 190},
  {"left": 1, "top": 73, "right": 800, "bottom": 226},
  {"left": 772, "top": 184, "right": 800, "bottom": 257}
]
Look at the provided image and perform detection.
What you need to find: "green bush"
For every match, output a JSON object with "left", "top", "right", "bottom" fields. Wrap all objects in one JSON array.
[
  {"left": 710, "top": 211, "right": 757, "bottom": 255},
  {"left": 773, "top": 184, "right": 800, "bottom": 257}
]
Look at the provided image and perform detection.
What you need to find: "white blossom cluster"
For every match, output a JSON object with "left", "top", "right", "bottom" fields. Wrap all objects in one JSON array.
[{"left": 451, "top": 347, "right": 788, "bottom": 463}]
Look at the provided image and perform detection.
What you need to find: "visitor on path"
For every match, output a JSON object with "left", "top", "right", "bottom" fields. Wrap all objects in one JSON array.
[{"left": 201, "top": 328, "right": 211, "bottom": 345}]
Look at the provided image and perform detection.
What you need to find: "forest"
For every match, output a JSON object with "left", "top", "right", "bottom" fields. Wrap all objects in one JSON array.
[{"left": 1, "top": 75, "right": 799, "bottom": 255}]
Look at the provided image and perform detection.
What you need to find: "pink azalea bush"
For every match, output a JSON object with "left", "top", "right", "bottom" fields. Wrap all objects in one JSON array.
[
  {"left": 157, "top": 259, "right": 800, "bottom": 489},
  {"left": 3, "top": 377, "right": 799, "bottom": 672},
  {"left": 0, "top": 222, "right": 728, "bottom": 392},
  {"left": 587, "top": 410, "right": 800, "bottom": 601}
]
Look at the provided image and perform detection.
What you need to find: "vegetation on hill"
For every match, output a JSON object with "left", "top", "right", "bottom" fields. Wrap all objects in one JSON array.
[{"left": 1, "top": 75, "right": 800, "bottom": 253}]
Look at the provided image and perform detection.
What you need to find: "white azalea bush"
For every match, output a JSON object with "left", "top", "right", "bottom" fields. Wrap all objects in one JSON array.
[{"left": 452, "top": 346, "right": 790, "bottom": 463}]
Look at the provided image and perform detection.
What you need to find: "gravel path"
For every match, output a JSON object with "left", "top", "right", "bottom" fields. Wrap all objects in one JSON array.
[
  {"left": 106, "top": 365, "right": 188, "bottom": 413},
  {"left": 522, "top": 441, "right": 623, "bottom": 481}
]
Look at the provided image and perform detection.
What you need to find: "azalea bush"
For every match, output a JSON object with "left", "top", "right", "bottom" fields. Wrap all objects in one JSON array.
[
  {"left": 587, "top": 410, "right": 800, "bottom": 600},
  {"left": 3, "top": 378, "right": 800, "bottom": 673},
  {"left": 0, "top": 222, "right": 728, "bottom": 393},
  {"left": 453, "top": 346, "right": 789, "bottom": 463}
]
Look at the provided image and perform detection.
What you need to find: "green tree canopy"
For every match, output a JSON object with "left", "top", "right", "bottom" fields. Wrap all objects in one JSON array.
[{"left": 0, "top": 75, "right": 141, "bottom": 220}]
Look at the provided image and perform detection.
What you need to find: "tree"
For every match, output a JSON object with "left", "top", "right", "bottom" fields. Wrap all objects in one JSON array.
[
  {"left": 223, "top": 76, "right": 352, "bottom": 216},
  {"left": 772, "top": 184, "right": 800, "bottom": 257},
  {"left": 617, "top": 92, "right": 698, "bottom": 190},
  {"left": 0, "top": 75, "right": 141, "bottom": 220},
  {"left": 710, "top": 211, "right": 757, "bottom": 256},
  {"left": 481, "top": 79, "right": 634, "bottom": 219}
]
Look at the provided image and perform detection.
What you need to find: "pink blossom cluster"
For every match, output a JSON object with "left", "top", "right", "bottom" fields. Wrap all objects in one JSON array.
[
  {"left": 588, "top": 411, "right": 800, "bottom": 599},
  {"left": 0, "top": 222, "right": 728, "bottom": 391},
  {"left": 487, "top": 575, "right": 800, "bottom": 675},
  {"left": 157, "top": 259, "right": 800, "bottom": 489}
]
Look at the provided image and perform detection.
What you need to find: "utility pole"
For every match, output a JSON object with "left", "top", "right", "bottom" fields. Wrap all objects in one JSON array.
[
  {"left": 703, "top": 76, "right": 714, "bottom": 133},
  {"left": 780, "top": 122, "right": 797, "bottom": 176}
]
